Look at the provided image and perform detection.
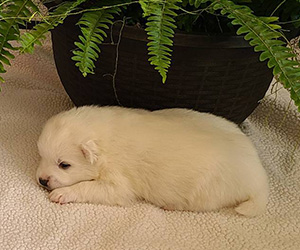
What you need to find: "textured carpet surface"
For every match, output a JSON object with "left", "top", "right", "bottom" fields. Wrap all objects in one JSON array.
[{"left": 0, "top": 34, "right": 300, "bottom": 250}]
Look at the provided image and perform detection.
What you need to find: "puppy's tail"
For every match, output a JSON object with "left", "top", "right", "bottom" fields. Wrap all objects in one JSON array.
[{"left": 234, "top": 191, "right": 268, "bottom": 217}]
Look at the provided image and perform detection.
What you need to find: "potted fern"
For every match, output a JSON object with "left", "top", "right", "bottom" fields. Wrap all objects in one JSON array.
[{"left": 1, "top": 0, "right": 300, "bottom": 123}]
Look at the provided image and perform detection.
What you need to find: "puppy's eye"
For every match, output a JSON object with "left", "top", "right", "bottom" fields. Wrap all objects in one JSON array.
[{"left": 59, "top": 162, "right": 71, "bottom": 169}]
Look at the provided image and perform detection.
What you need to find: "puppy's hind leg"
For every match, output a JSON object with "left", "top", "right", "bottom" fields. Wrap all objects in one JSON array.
[
  {"left": 49, "top": 180, "right": 136, "bottom": 206},
  {"left": 234, "top": 191, "right": 268, "bottom": 217}
]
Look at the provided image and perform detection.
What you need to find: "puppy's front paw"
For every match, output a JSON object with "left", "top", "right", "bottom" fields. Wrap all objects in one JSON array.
[{"left": 49, "top": 187, "right": 78, "bottom": 204}]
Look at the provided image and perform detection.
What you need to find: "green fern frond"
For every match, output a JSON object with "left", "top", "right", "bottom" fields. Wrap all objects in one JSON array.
[
  {"left": 142, "top": 0, "right": 181, "bottom": 83},
  {"left": 71, "top": 7, "right": 121, "bottom": 77},
  {"left": 20, "top": 0, "right": 88, "bottom": 54},
  {"left": 211, "top": 0, "right": 300, "bottom": 110},
  {"left": 0, "top": 0, "right": 38, "bottom": 82},
  {"left": 139, "top": 0, "right": 159, "bottom": 16}
]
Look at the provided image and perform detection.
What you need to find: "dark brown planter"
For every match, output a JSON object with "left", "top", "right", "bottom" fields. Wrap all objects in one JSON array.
[{"left": 50, "top": 16, "right": 273, "bottom": 124}]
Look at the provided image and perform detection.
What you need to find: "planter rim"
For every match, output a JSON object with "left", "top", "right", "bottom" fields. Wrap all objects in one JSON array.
[
  {"left": 112, "top": 23, "right": 252, "bottom": 49},
  {"left": 58, "top": 14, "right": 299, "bottom": 49},
  {"left": 112, "top": 22, "right": 299, "bottom": 49}
]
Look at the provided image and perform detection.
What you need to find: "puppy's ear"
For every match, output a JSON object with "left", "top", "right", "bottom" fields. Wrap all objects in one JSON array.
[{"left": 80, "top": 140, "right": 99, "bottom": 164}]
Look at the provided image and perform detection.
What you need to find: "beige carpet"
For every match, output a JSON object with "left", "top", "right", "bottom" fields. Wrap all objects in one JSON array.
[{"left": 0, "top": 34, "right": 300, "bottom": 250}]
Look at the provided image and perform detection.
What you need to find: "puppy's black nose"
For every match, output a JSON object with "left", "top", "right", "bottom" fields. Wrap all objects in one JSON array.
[{"left": 39, "top": 178, "right": 49, "bottom": 187}]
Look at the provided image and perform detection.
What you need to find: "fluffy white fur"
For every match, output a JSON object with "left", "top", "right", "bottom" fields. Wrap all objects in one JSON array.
[{"left": 36, "top": 106, "right": 269, "bottom": 217}]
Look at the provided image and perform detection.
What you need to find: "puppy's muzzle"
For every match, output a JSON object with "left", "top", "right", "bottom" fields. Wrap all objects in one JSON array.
[{"left": 39, "top": 178, "right": 49, "bottom": 188}]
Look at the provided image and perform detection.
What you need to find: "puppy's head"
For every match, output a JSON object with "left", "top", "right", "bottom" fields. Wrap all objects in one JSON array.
[{"left": 36, "top": 110, "right": 101, "bottom": 190}]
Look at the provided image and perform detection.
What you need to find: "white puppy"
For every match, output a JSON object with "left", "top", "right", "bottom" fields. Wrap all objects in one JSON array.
[{"left": 36, "top": 106, "right": 268, "bottom": 217}]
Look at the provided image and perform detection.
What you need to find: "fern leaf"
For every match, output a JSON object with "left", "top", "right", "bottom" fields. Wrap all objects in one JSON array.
[
  {"left": 20, "top": 0, "right": 88, "bottom": 54},
  {"left": 0, "top": 0, "right": 38, "bottom": 83},
  {"left": 210, "top": 0, "right": 300, "bottom": 110},
  {"left": 71, "top": 7, "right": 121, "bottom": 77},
  {"left": 142, "top": 0, "right": 181, "bottom": 83}
]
